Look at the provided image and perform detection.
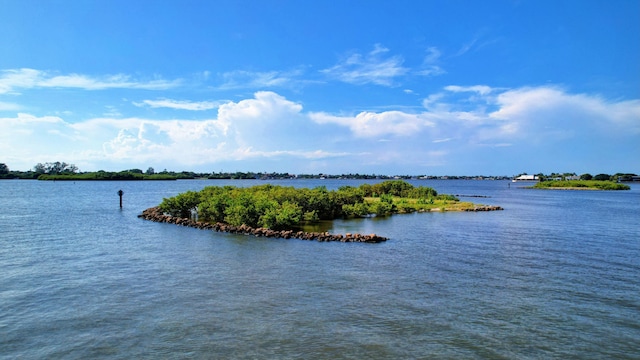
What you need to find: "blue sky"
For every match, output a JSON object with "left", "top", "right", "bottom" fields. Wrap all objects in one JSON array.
[{"left": 1, "top": 0, "right": 638, "bottom": 175}]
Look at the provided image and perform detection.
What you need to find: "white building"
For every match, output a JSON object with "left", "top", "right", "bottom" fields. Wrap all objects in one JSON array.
[{"left": 512, "top": 174, "right": 539, "bottom": 182}]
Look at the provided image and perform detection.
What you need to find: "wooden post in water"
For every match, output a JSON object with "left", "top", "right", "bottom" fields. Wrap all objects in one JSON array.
[{"left": 118, "top": 189, "right": 124, "bottom": 208}]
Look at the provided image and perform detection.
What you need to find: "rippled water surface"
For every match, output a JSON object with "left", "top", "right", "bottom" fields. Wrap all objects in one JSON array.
[{"left": 1, "top": 179, "right": 639, "bottom": 359}]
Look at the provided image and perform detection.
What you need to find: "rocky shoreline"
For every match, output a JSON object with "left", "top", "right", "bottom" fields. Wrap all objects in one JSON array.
[
  {"left": 138, "top": 205, "right": 502, "bottom": 243},
  {"left": 463, "top": 205, "right": 504, "bottom": 211},
  {"left": 138, "top": 207, "right": 388, "bottom": 243}
]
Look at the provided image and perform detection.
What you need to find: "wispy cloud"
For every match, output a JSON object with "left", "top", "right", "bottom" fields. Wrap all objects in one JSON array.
[
  {"left": 455, "top": 37, "right": 478, "bottom": 57},
  {"left": 227, "top": 148, "right": 351, "bottom": 160},
  {"left": 424, "top": 46, "right": 441, "bottom": 64},
  {"left": 321, "top": 44, "right": 408, "bottom": 86},
  {"left": 0, "top": 68, "right": 181, "bottom": 94},
  {"left": 217, "top": 69, "right": 308, "bottom": 90},
  {"left": 0, "top": 101, "right": 21, "bottom": 111},
  {"left": 454, "top": 33, "right": 501, "bottom": 57},
  {"left": 417, "top": 47, "right": 446, "bottom": 76},
  {"left": 433, "top": 138, "right": 453, "bottom": 143},
  {"left": 445, "top": 85, "right": 493, "bottom": 95},
  {"left": 134, "top": 99, "right": 223, "bottom": 111}
]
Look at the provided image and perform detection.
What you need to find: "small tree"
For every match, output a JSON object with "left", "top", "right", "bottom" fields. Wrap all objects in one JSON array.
[
  {"left": 34, "top": 163, "right": 46, "bottom": 174},
  {"left": 580, "top": 173, "right": 593, "bottom": 180},
  {"left": 0, "top": 163, "right": 8, "bottom": 175}
]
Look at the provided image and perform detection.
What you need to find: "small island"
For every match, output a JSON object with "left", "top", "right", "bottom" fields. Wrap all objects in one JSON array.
[
  {"left": 138, "top": 180, "right": 503, "bottom": 242},
  {"left": 530, "top": 180, "right": 630, "bottom": 190}
]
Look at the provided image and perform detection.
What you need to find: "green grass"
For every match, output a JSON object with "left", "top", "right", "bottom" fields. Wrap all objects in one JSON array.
[
  {"left": 532, "top": 180, "right": 630, "bottom": 190},
  {"left": 364, "top": 196, "right": 477, "bottom": 213}
]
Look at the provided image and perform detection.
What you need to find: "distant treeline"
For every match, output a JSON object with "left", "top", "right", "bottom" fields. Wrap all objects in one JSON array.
[
  {"left": 1, "top": 162, "right": 637, "bottom": 181},
  {"left": 37, "top": 172, "right": 178, "bottom": 181}
]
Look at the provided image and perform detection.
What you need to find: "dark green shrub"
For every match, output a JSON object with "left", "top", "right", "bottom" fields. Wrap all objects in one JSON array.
[
  {"left": 371, "top": 201, "right": 394, "bottom": 216},
  {"left": 342, "top": 203, "right": 371, "bottom": 218},
  {"left": 159, "top": 191, "right": 201, "bottom": 218},
  {"left": 259, "top": 201, "right": 302, "bottom": 230}
]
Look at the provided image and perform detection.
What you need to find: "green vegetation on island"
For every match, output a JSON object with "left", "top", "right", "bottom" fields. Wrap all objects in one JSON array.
[
  {"left": 158, "top": 180, "right": 493, "bottom": 231},
  {"left": 531, "top": 180, "right": 630, "bottom": 190}
]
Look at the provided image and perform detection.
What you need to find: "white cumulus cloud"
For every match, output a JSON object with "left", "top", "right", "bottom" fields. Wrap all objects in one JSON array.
[
  {"left": 311, "top": 110, "right": 434, "bottom": 138},
  {"left": 2, "top": 87, "right": 637, "bottom": 173}
]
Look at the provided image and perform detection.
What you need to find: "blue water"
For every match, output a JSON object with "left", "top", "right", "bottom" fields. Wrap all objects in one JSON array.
[{"left": 1, "top": 179, "right": 639, "bottom": 359}]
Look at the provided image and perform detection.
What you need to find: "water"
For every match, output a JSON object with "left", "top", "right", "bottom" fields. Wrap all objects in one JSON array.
[{"left": 1, "top": 179, "right": 639, "bottom": 359}]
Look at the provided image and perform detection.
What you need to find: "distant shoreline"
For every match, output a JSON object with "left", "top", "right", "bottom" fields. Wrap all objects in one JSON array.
[{"left": 529, "top": 180, "right": 630, "bottom": 191}]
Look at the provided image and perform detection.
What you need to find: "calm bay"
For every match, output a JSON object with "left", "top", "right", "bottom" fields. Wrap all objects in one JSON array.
[{"left": 1, "top": 179, "right": 638, "bottom": 359}]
